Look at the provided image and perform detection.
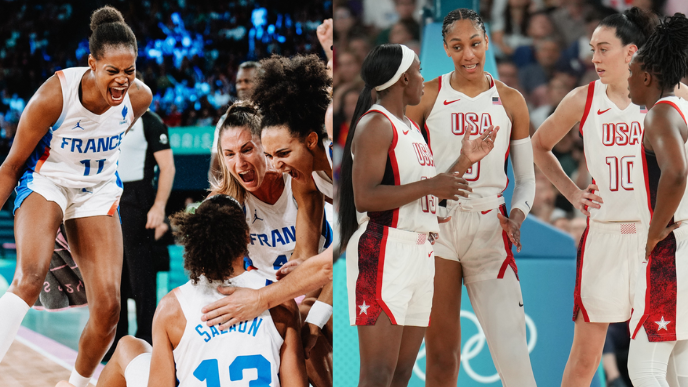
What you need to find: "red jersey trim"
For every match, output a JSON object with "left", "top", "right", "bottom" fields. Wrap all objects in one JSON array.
[
  {"left": 573, "top": 217, "right": 592, "bottom": 322},
  {"left": 376, "top": 227, "right": 397, "bottom": 324},
  {"left": 655, "top": 100, "right": 687, "bottom": 124},
  {"left": 365, "top": 109, "right": 401, "bottom": 227},
  {"left": 580, "top": 81, "right": 596, "bottom": 136},
  {"left": 437, "top": 75, "right": 442, "bottom": 93}
]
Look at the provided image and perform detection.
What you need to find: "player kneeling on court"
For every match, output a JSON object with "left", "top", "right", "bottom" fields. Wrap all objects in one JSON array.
[{"left": 56, "top": 194, "right": 307, "bottom": 387}]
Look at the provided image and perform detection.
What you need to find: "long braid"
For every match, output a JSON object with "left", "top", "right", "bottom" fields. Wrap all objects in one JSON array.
[{"left": 638, "top": 13, "right": 688, "bottom": 92}]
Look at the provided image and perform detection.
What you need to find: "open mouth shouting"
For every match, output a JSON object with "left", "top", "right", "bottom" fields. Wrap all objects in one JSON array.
[
  {"left": 238, "top": 169, "right": 258, "bottom": 186},
  {"left": 109, "top": 85, "right": 128, "bottom": 104}
]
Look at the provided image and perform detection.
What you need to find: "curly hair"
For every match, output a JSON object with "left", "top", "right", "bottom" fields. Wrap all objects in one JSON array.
[
  {"left": 89, "top": 6, "right": 137, "bottom": 60},
  {"left": 170, "top": 195, "right": 249, "bottom": 284},
  {"left": 252, "top": 54, "right": 332, "bottom": 141},
  {"left": 211, "top": 100, "right": 262, "bottom": 203},
  {"left": 637, "top": 13, "right": 688, "bottom": 92}
]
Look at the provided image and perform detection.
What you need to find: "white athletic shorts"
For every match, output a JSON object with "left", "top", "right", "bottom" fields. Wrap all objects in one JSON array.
[
  {"left": 434, "top": 196, "right": 518, "bottom": 284},
  {"left": 631, "top": 224, "right": 688, "bottom": 342},
  {"left": 124, "top": 352, "right": 151, "bottom": 387},
  {"left": 14, "top": 171, "right": 123, "bottom": 220},
  {"left": 347, "top": 221, "right": 435, "bottom": 327},
  {"left": 574, "top": 220, "right": 644, "bottom": 323}
]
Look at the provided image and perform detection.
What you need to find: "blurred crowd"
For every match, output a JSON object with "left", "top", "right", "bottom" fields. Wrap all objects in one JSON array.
[
  {"left": 0, "top": 0, "right": 331, "bottom": 159},
  {"left": 332, "top": 0, "right": 686, "bottom": 244}
]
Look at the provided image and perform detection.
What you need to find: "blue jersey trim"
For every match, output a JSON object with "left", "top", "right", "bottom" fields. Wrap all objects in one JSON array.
[{"left": 321, "top": 210, "right": 333, "bottom": 249}]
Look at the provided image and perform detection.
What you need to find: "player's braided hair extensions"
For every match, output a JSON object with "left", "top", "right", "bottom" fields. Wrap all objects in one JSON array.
[
  {"left": 252, "top": 54, "right": 332, "bottom": 141},
  {"left": 338, "top": 44, "right": 403, "bottom": 250},
  {"left": 598, "top": 7, "right": 658, "bottom": 48},
  {"left": 89, "top": 6, "right": 138, "bottom": 59},
  {"left": 636, "top": 13, "right": 688, "bottom": 93},
  {"left": 170, "top": 195, "right": 249, "bottom": 284},
  {"left": 212, "top": 101, "right": 262, "bottom": 203},
  {"left": 441, "top": 8, "right": 486, "bottom": 43}
]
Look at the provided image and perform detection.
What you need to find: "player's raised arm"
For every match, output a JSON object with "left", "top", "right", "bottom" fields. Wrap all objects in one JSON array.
[{"left": 290, "top": 177, "right": 325, "bottom": 262}]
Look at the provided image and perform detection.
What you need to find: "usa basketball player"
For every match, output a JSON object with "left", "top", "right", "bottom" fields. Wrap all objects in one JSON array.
[
  {"left": 532, "top": 7, "right": 688, "bottom": 386},
  {"left": 339, "top": 43, "right": 497, "bottom": 387},
  {"left": 407, "top": 8, "right": 537, "bottom": 386}
]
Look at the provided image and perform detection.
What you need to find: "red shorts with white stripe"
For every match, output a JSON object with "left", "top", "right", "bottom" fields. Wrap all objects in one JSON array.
[
  {"left": 434, "top": 197, "right": 517, "bottom": 284},
  {"left": 573, "top": 220, "right": 644, "bottom": 323},
  {"left": 631, "top": 224, "right": 688, "bottom": 342},
  {"left": 346, "top": 221, "right": 435, "bottom": 327}
]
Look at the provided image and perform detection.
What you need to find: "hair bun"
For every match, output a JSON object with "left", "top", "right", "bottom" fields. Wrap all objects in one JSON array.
[
  {"left": 90, "top": 6, "right": 125, "bottom": 32},
  {"left": 227, "top": 100, "right": 259, "bottom": 116},
  {"left": 623, "top": 6, "right": 658, "bottom": 42}
]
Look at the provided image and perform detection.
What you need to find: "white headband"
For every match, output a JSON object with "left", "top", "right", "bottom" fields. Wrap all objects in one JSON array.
[{"left": 375, "top": 45, "right": 416, "bottom": 91}]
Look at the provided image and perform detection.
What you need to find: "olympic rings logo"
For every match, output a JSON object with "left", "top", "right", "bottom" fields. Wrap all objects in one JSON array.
[{"left": 412, "top": 310, "right": 537, "bottom": 383}]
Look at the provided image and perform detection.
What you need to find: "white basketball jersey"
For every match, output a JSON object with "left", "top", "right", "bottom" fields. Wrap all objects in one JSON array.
[
  {"left": 312, "top": 138, "right": 333, "bottom": 199},
  {"left": 173, "top": 270, "right": 283, "bottom": 387},
  {"left": 244, "top": 174, "right": 332, "bottom": 283},
  {"left": 424, "top": 73, "right": 512, "bottom": 200},
  {"left": 634, "top": 96, "right": 688, "bottom": 227},
  {"left": 357, "top": 104, "right": 439, "bottom": 234},
  {"left": 24, "top": 67, "right": 134, "bottom": 188},
  {"left": 580, "top": 80, "right": 646, "bottom": 223}
]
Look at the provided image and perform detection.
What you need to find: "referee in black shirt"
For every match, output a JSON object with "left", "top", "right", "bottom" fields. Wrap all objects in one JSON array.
[{"left": 109, "top": 108, "right": 175, "bottom": 354}]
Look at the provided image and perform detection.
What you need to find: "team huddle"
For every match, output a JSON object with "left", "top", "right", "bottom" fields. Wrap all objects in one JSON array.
[
  {"left": 0, "top": 5, "right": 334, "bottom": 387},
  {"left": 340, "top": 6, "right": 688, "bottom": 387}
]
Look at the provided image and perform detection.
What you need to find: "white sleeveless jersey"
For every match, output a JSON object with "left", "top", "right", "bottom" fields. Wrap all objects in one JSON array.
[
  {"left": 244, "top": 174, "right": 332, "bottom": 283},
  {"left": 173, "top": 271, "right": 283, "bottom": 387},
  {"left": 634, "top": 96, "right": 688, "bottom": 227},
  {"left": 358, "top": 104, "right": 439, "bottom": 234},
  {"left": 312, "top": 138, "right": 333, "bottom": 200},
  {"left": 24, "top": 67, "right": 134, "bottom": 188},
  {"left": 580, "top": 80, "right": 646, "bottom": 223},
  {"left": 424, "top": 73, "right": 512, "bottom": 200}
]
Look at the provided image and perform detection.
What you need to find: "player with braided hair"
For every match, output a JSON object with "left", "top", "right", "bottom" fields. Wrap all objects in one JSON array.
[
  {"left": 406, "top": 8, "right": 537, "bottom": 385},
  {"left": 0, "top": 5, "right": 152, "bottom": 386},
  {"left": 626, "top": 13, "right": 688, "bottom": 386}
]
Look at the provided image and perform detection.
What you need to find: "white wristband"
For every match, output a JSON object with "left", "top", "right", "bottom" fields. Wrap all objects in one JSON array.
[{"left": 304, "top": 301, "right": 333, "bottom": 329}]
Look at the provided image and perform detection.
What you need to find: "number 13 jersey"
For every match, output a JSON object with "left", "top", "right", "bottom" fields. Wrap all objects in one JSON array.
[
  {"left": 580, "top": 80, "right": 646, "bottom": 223},
  {"left": 173, "top": 270, "right": 283, "bottom": 386}
]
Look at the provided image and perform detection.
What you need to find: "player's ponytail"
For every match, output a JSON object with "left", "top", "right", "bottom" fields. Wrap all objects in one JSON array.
[
  {"left": 171, "top": 195, "right": 249, "bottom": 284},
  {"left": 637, "top": 13, "right": 688, "bottom": 92},
  {"left": 338, "top": 44, "right": 403, "bottom": 251},
  {"left": 598, "top": 6, "right": 659, "bottom": 49},
  {"left": 89, "top": 6, "right": 137, "bottom": 59},
  {"left": 212, "top": 101, "right": 262, "bottom": 203}
]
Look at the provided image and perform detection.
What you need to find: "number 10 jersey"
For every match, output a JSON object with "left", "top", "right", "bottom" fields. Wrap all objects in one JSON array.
[{"left": 580, "top": 80, "right": 646, "bottom": 223}]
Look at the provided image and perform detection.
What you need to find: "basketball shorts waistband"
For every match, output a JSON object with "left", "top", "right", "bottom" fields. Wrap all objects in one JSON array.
[
  {"left": 365, "top": 222, "right": 431, "bottom": 245},
  {"left": 587, "top": 221, "right": 641, "bottom": 235},
  {"left": 440, "top": 195, "right": 505, "bottom": 213}
]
